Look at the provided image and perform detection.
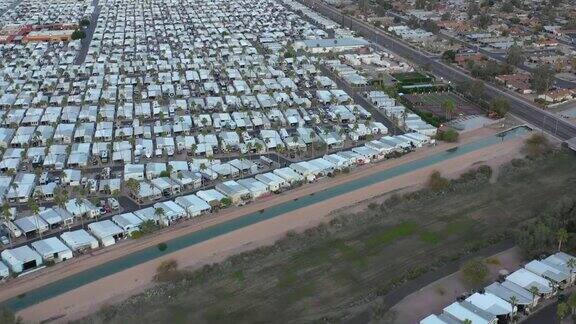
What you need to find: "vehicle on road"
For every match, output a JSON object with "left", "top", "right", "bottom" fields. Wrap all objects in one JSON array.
[
  {"left": 107, "top": 198, "right": 120, "bottom": 210},
  {"left": 0, "top": 236, "right": 9, "bottom": 246}
]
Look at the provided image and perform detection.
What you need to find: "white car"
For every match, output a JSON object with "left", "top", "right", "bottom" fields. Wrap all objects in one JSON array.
[{"left": 107, "top": 198, "right": 120, "bottom": 210}]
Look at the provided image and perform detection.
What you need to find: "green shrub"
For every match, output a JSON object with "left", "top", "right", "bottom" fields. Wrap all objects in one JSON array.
[
  {"left": 436, "top": 129, "right": 459, "bottom": 142},
  {"left": 461, "top": 258, "right": 488, "bottom": 287},
  {"left": 157, "top": 242, "right": 168, "bottom": 251}
]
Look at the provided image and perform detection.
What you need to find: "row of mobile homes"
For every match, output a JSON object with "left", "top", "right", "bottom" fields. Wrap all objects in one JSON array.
[{"left": 420, "top": 252, "right": 576, "bottom": 323}]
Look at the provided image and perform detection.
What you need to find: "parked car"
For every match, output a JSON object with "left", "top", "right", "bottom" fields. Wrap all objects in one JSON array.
[
  {"left": 107, "top": 198, "right": 120, "bottom": 210},
  {"left": 0, "top": 236, "right": 9, "bottom": 245}
]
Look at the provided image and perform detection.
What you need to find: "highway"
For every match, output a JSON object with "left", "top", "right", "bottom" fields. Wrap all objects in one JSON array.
[{"left": 297, "top": 0, "right": 576, "bottom": 141}]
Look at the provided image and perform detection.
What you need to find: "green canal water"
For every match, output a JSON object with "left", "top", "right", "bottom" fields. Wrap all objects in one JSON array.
[{"left": 2, "top": 126, "right": 530, "bottom": 311}]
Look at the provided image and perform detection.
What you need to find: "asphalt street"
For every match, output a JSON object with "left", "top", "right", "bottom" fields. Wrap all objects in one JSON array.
[
  {"left": 298, "top": 0, "right": 576, "bottom": 141},
  {"left": 74, "top": 0, "right": 100, "bottom": 65}
]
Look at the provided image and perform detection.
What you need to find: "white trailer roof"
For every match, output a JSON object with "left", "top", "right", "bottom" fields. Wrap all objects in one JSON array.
[
  {"left": 237, "top": 178, "right": 269, "bottom": 196},
  {"left": 175, "top": 194, "right": 211, "bottom": 214},
  {"left": 420, "top": 314, "right": 459, "bottom": 324},
  {"left": 0, "top": 260, "right": 8, "bottom": 277},
  {"left": 60, "top": 229, "right": 99, "bottom": 251},
  {"left": 31, "top": 237, "right": 72, "bottom": 257},
  {"left": 506, "top": 268, "right": 554, "bottom": 293},
  {"left": 443, "top": 301, "right": 493, "bottom": 324},
  {"left": 484, "top": 282, "right": 532, "bottom": 306},
  {"left": 465, "top": 292, "right": 513, "bottom": 316},
  {"left": 196, "top": 189, "right": 226, "bottom": 203},
  {"left": 525, "top": 260, "right": 570, "bottom": 283},
  {"left": 1, "top": 245, "right": 42, "bottom": 264},
  {"left": 88, "top": 220, "right": 123, "bottom": 239},
  {"left": 215, "top": 180, "right": 250, "bottom": 197},
  {"left": 273, "top": 167, "right": 303, "bottom": 182},
  {"left": 256, "top": 172, "right": 287, "bottom": 186},
  {"left": 112, "top": 212, "right": 144, "bottom": 229}
]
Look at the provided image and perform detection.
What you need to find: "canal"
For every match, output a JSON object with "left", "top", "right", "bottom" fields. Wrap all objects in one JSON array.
[{"left": 1, "top": 126, "right": 531, "bottom": 311}]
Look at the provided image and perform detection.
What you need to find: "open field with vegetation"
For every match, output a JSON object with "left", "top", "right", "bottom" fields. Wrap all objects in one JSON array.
[
  {"left": 403, "top": 92, "right": 484, "bottom": 120},
  {"left": 76, "top": 149, "right": 576, "bottom": 324}
]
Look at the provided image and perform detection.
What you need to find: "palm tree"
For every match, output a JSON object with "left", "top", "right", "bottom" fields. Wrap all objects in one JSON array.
[
  {"left": 568, "top": 292, "right": 576, "bottom": 318},
  {"left": 509, "top": 295, "right": 518, "bottom": 322},
  {"left": 1, "top": 202, "right": 12, "bottom": 247},
  {"left": 442, "top": 99, "right": 456, "bottom": 121},
  {"left": 27, "top": 200, "right": 42, "bottom": 239},
  {"left": 273, "top": 145, "right": 281, "bottom": 165},
  {"left": 557, "top": 228, "right": 568, "bottom": 251},
  {"left": 125, "top": 178, "right": 140, "bottom": 197},
  {"left": 199, "top": 163, "right": 207, "bottom": 186},
  {"left": 154, "top": 207, "right": 166, "bottom": 227},
  {"left": 254, "top": 142, "right": 263, "bottom": 154},
  {"left": 75, "top": 197, "right": 85, "bottom": 228},
  {"left": 567, "top": 258, "right": 576, "bottom": 279},
  {"left": 528, "top": 286, "right": 539, "bottom": 306}
]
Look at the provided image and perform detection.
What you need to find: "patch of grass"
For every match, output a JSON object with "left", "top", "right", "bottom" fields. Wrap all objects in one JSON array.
[
  {"left": 204, "top": 306, "right": 227, "bottom": 324},
  {"left": 443, "top": 220, "right": 476, "bottom": 236},
  {"left": 284, "top": 282, "right": 316, "bottom": 304},
  {"left": 291, "top": 240, "right": 334, "bottom": 268},
  {"left": 486, "top": 257, "right": 501, "bottom": 265},
  {"left": 419, "top": 231, "right": 441, "bottom": 244},
  {"left": 276, "top": 270, "right": 298, "bottom": 289},
  {"left": 232, "top": 270, "right": 245, "bottom": 282},
  {"left": 364, "top": 221, "right": 418, "bottom": 252}
]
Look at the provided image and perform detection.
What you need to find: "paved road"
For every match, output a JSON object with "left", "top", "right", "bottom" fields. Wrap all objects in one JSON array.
[
  {"left": 74, "top": 0, "right": 100, "bottom": 65},
  {"left": 297, "top": 0, "right": 576, "bottom": 141},
  {"left": 523, "top": 300, "right": 560, "bottom": 324}
]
